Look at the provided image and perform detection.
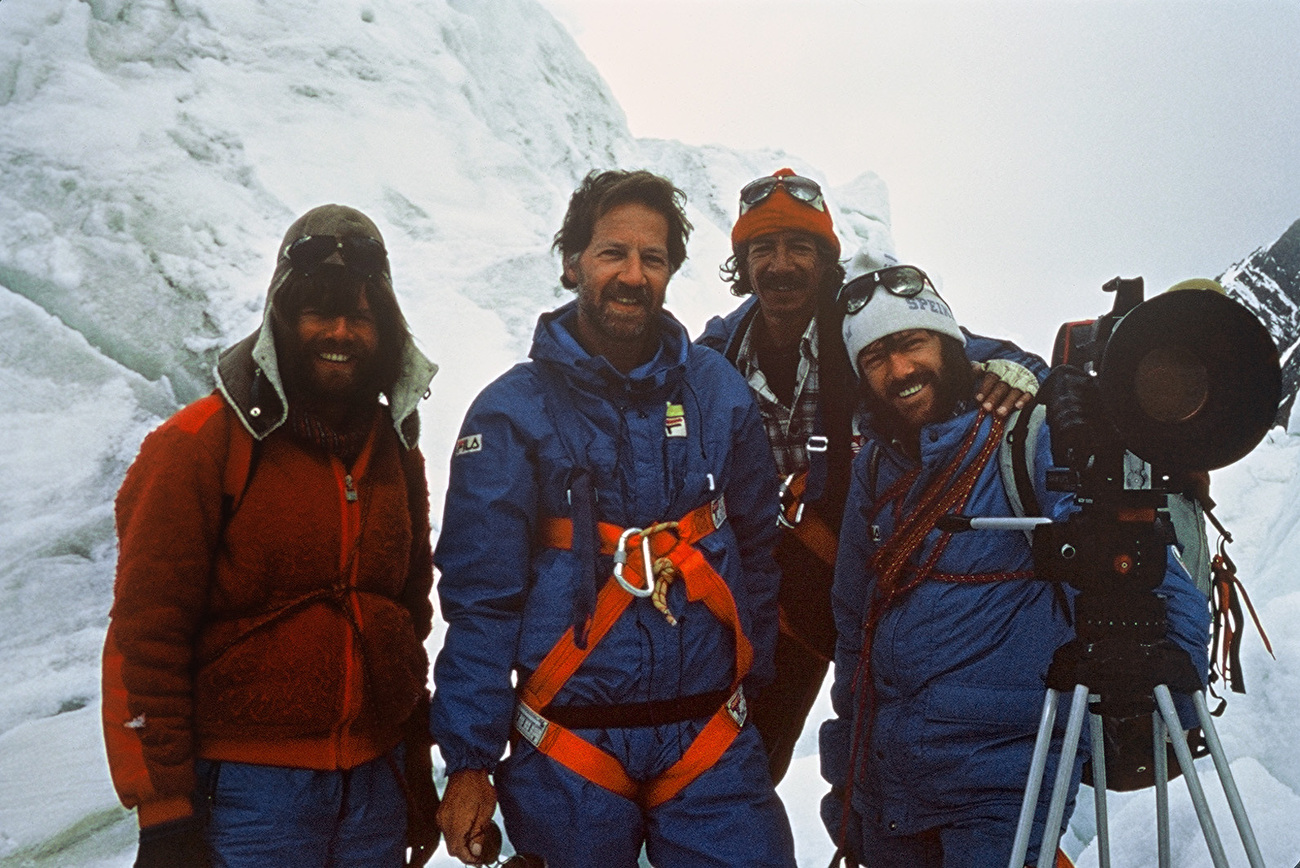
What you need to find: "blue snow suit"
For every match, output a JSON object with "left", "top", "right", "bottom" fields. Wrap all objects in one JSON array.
[
  {"left": 698, "top": 295, "right": 1052, "bottom": 780},
  {"left": 431, "top": 300, "right": 796, "bottom": 868},
  {"left": 818, "top": 400, "right": 1210, "bottom": 868}
]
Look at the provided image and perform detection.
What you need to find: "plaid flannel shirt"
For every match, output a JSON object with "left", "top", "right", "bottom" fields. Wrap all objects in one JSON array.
[{"left": 735, "top": 315, "right": 821, "bottom": 479}]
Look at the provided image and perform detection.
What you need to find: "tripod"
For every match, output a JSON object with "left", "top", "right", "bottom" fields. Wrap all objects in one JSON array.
[{"left": 1007, "top": 599, "right": 1265, "bottom": 868}]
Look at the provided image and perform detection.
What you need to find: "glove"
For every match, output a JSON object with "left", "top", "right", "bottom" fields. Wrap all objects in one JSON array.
[
  {"left": 980, "top": 359, "right": 1040, "bottom": 396},
  {"left": 403, "top": 693, "right": 441, "bottom": 867},
  {"left": 135, "top": 816, "right": 210, "bottom": 868},
  {"left": 1040, "top": 364, "right": 1102, "bottom": 468}
]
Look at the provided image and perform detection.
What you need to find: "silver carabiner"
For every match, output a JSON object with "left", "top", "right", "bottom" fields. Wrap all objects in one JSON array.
[
  {"left": 776, "top": 473, "right": 803, "bottom": 529},
  {"left": 613, "top": 527, "right": 655, "bottom": 597}
]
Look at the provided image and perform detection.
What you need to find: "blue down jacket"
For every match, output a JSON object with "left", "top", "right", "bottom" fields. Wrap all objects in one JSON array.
[
  {"left": 819, "top": 400, "right": 1210, "bottom": 854},
  {"left": 431, "top": 301, "right": 782, "bottom": 775}
]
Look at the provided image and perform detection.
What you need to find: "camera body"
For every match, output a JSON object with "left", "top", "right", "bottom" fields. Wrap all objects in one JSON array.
[{"left": 1035, "top": 275, "right": 1279, "bottom": 648}]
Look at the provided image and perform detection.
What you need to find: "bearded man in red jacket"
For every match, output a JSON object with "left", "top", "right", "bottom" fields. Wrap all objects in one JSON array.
[{"left": 102, "top": 205, "right": 440, "bottom": 868}]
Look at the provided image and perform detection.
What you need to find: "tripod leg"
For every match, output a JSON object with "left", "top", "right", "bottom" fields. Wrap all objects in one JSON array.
[
  {"left": 1153, "top": 685, "right": 1230, "bottom": 868},
  {"left": 1038, "top": 685, "right": 1090, "bottom": 867},
  {"left": 1153, "top": 712, "right": 1171, "bottom": 868},
  {"left": 1008, "top": 688, "right": 1062, "bottom": 868},
  {"left": 1192, "top": 691, "right": 1266, "bottom": 868},
  {"left": 1088, "top": 708, "right": 1110, "bottom": 868}
]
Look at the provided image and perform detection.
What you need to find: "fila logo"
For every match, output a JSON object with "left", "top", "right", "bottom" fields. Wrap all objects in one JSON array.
[
  {"left": 665, "top": 402, "right": 687, "bottom": 438},
  {"left": 454, "top": 434, "right": 483, "bottom": 456}
]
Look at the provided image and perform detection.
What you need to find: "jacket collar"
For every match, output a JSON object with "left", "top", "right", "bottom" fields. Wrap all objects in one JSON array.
[{"left": 529, "top": 299, "right": 690, "bottom": 400}]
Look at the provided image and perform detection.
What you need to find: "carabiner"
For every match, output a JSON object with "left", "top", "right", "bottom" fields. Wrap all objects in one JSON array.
[
  {"left": 776, "top": 473, "right": 804, "bottom": 529},
  {"left": 613, "top": 527, "right": 655, "bottom": 597}
]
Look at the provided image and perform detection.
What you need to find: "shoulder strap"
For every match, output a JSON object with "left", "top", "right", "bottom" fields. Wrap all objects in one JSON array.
[
  {"left": 1000, "top": 403, "right": 1046, "bottom": 541},
  {"left": 865, "top": 441, "right": 883, "bottom": 504},
  {"left": 219, "top": 407, "right": 263, "bottom": 535},
  {"left": 529, "top": 364, "right": 600, "bottom": 648}
]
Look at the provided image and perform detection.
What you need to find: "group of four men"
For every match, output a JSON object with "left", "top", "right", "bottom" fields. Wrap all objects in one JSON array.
[{"left": 104, "top": 168, "right": 1209, "bottom": 868}]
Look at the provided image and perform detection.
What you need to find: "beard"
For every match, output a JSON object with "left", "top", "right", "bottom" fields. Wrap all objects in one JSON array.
[
  {"left": 861, "top": 337, "right": 975, "bottom": 440},
  {"left": 280, "top": 329, "right": 381, "bottom": 412},
  {"left": 577, "top": 278, "right": 661, "bottom": 343}
]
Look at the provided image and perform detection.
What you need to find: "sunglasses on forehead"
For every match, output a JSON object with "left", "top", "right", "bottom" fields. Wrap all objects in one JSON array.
[
  {"left": 283, "top": 235, "right": 389, "bottom": 279},
  {"left": 837, "top": 265, "right": 936, "bottom": 314},
  {"left": 738, "top": 174, "right": 827, "bottom": 215}
]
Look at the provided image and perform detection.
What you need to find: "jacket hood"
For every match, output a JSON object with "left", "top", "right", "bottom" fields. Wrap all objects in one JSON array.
[
  {"left": 528, "top": 299, "right": 690, "bottom": 400},
  {"left": 215, "top": 204, "right": 437, "bottom": 448}
]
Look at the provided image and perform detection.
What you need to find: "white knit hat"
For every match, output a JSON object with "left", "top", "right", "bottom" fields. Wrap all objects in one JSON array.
[{"left": 841, "top": 267, "right": 965, "bottom": 375}]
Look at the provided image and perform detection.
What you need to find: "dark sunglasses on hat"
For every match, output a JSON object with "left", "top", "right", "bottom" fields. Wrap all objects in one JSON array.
[
  {"left": 837, "top": 264, "right": 936, "bottom": 314},
  {"left": 738, "top": 173, "right": 827, "bottom": 215},
  {"left": 283, "top": 235, "right": 389, "bottom": 279}
]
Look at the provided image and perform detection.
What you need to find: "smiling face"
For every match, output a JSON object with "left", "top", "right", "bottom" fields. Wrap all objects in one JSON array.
[
  {"left": 293, "top": 287, "right": 380, "bottom": 405},
  {"left": 743, "top": 230, "right": 831, "bottom": 327},
  {"left": 565, "top": 200, "right": 672, "bottom": 371},
  {"left": 858, "top": 328, "right": 954, "bottom": 437}
]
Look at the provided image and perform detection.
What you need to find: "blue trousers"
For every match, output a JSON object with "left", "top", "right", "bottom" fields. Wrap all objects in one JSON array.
[
  {"left": 196, "top": 751, "right": 406, "bottom": 868},
  {"left": 496, "top": 722, "right": 795, "bottom": 868}
]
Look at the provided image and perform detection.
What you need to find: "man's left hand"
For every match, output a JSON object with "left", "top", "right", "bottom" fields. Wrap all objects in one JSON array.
[
  {"left": 973, "top": 360, "right": 1039, "bottom": 417},
  {"left": 403, "top": 694, "right": 441, "bottom": 867}
]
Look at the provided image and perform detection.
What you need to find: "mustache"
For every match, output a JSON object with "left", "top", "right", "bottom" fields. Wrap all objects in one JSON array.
[
  {"left": 886, "top": 371, "right": 936, "bottom": 396},
  {"left": 754, "top": 271, "right": 808, "bottom": 293},
  {"left": 305, "top": 337, "right": 362, "bottom": 352},
  {"left": 601, "top": 283, "right": 651, "bottom": 305}
]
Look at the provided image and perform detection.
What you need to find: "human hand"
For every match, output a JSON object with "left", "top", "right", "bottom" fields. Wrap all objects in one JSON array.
[
  {"left": 973, "top": 359, "right": 1038, "bottom": 417},
  {"left": 437, "top": 768, "right": 498, "bottom": 864},
  {"left": 134, "top": 816, "right": 209, "bottom": 868}
]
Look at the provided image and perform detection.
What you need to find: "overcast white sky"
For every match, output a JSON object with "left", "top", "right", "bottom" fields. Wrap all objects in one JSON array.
[{"left": 540, "top": 0, "right": 1300, "bottom": 357}]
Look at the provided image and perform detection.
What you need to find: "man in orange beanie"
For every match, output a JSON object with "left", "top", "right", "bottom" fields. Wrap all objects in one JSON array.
[{"left": 699, "top": 170, "right": 1045, "bottom": 784}]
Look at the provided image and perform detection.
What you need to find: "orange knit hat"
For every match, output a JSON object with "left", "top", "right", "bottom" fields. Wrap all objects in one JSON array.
[{"left": 730, "top": 168, "right": 840, "bottom": 257}]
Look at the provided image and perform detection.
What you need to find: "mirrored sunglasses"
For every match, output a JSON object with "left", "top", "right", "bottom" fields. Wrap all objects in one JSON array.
[
  {"left": 738, "top": 174, "right": 826, "bottom": 215},
  {"left": 284, "top": 235, "right": 389, "bottom": 279},
  {"left": 837, "top": 265, "right": 934, "bottom": 314}
]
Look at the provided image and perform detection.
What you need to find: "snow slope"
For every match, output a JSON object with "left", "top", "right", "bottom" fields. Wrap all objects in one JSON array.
[{"left": 0, "top": 0, "right": 1293, "bottom": 865}]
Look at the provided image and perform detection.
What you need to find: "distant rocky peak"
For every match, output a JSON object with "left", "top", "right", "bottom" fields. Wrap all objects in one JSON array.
[{"left": 1220, "top": 218, "right": 1300, "bottom": 426}]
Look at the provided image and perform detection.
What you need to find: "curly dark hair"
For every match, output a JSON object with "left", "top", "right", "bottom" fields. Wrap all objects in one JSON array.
[
  {"left": 552, "top": 170, "right": 693, "bottom": 289},
  {"left": 719, "top": 236, "right": 846, "bottom": 299}
]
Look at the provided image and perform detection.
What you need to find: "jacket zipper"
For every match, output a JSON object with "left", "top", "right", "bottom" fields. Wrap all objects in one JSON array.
[{"left": 331, "top": 430, "right": 377, "bottom": 767}]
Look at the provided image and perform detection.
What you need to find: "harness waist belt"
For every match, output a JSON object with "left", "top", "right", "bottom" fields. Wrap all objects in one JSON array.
[
  {"left": 513, "top": 685, "right": 750, "bottom": 808},
  {"left": 541, "top": 688, "right": 732, "bottom": 730},
  {"left": 524, "top": 504, "right": 753, "bottom": 808}
]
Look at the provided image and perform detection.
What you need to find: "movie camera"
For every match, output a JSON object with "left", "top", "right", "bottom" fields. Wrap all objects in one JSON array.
[
  {"left": 1007, "top": 276, "right": 1281, "bottom": 867},
  {"left": 1034, "top": 275, "right": 1280, "bottom": 654}
]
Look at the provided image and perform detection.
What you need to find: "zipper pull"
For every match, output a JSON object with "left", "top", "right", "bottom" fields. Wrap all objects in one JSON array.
[{"left": 344, "top": 474, "right": 358, "bottom": 503}]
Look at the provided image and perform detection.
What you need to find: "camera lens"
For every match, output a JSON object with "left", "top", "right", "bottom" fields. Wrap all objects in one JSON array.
[{"left": 1133, "top": 345, "right": 1208, "bottom": 423}]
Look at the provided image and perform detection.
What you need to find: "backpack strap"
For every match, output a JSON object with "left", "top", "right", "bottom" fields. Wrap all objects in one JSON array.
[
  {"left": 219, "top": 405, "right": 263, "bottom": 536},
  {"left": 529, "top": 364, "right": 602, "bottom": 648},
  {"left": 864, "top": 441, "right": 883, "bottom": 504},
  {"left": 999, "top": 402, "right": 1046, "bottom": 541}
]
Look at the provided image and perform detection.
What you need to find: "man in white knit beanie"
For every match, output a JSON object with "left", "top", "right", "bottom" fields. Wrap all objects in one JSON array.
[{"left": 819, "top": 262, "right": 1209, "bottom": 868}]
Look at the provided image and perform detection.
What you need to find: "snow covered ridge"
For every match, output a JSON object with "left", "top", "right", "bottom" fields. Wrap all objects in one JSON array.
[
  {"left": 1, "top": 0, "right": 1297, "bottom": 865},
  {"left": 1218, "top": 218, "right": 1300, "bottom": 426}
]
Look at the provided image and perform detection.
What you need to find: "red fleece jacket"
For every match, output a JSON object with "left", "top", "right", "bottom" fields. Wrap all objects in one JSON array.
[{"left": 102, "top": 394, "right": 433, "bottom": 828}]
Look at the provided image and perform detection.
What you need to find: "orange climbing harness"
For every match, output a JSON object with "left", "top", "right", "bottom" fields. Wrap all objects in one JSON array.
[
  {"left": 515, "top": 498, "right": 752, "bottom": 808},
  {"left": 777, "top": 470, "right": 840, "bottom": 569}
]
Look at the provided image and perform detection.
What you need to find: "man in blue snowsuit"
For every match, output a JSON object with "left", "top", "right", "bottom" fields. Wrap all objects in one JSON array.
[
  {"left": 697, "top": 170, "right": 1046, "bottom": 784},
  {"left": 818, "top": 265, "right": 1210, "bottom": 867},
  {"left": 432, "top": 170, "right": 796, "bottom": 867}
]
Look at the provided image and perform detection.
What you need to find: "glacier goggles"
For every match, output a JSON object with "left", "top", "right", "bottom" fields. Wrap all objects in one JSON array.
[
  {"left": 283, "top": 234, "right": 389, "bottom": 279},
  {"left": 738, "top": 173, "right": 827, "bottom": 215},
  {"left": 837, "top": 265, "right": 934, "bottom": 314}
]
